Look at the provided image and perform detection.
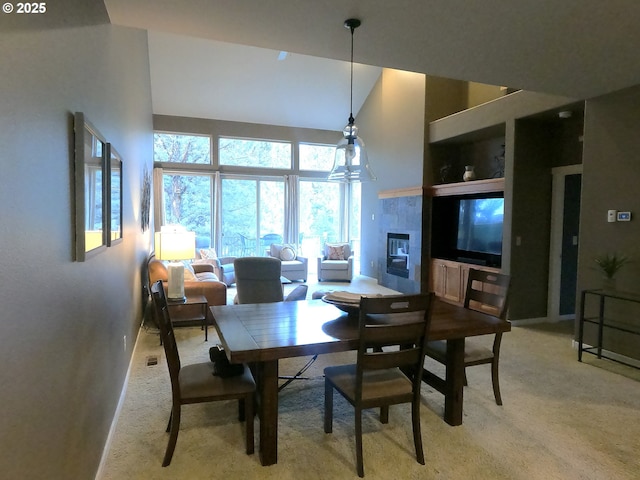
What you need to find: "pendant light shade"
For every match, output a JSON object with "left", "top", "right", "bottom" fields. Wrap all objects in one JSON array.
[{"left": 328, "top": 19, "right": 376, "bottom": 183}]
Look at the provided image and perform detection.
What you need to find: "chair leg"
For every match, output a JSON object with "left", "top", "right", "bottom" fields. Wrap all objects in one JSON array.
[
  {"left": 244, "top": 393, "right": 255, "bottom": 455},
  {"left": 355, "top": 407, "right": 364, "bottom": 477},
  {"left": 165, "top": 411, "right": 172, "bottom": 433},
  {"left": 163, "top": 404, "right": 181, "bottom": 467},
  {"left": 324, "top": 380, "right": 333, "bottom": 433},
  {"left": 491, "top": 358, "right": 503, "bottom": 406},
  {"left": 411, "top": 399, "right": 425, "bottom": 465},
  {"left": 238, "top": 398, "right": 245, "bottom": 422},
  {"left": 380, "top": 406, "right": 389, "bottom": 424}
]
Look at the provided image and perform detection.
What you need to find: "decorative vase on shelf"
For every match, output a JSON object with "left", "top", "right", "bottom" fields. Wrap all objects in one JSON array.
[
  {"left": 463, "top": 165, "right": 476, "bottom": 182},
  {"left": 602, "top": 277, "right": 617, "bottom": 291}
]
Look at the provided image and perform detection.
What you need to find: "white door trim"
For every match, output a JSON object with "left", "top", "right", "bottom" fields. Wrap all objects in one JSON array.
[{"left": 548, "top": 164, "right": 582, "bottom": 321}]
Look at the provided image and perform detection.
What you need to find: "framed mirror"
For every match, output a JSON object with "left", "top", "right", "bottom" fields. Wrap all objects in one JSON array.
[
  {"left": 74, "top": 112, "right": 107, "bottom": 261},
  {"left": 107, "top": 143, "right": 123, "bottom": 246}
]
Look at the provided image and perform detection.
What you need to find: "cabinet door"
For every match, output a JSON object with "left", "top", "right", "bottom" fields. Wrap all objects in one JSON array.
[
  {"left": 431, "top": 260, "right": 463, "bottom": 304},
  {"left": 442, "top": 262, "right": 463, "bottom": 303},
  {"left": 430, "top": 260, "right": 446, "bottom": 297}
]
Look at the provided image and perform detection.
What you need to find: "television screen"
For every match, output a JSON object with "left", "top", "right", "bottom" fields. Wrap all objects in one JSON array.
[{"left": 457, "top": 197, "right": 504, "bottom": 255}]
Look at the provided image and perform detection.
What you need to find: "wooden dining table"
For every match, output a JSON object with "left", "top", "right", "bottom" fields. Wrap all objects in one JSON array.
[{"left": 210, "top": 297, "right": 510, "bottom": 466}]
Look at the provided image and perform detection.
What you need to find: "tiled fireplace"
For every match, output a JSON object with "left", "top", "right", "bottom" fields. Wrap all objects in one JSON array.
[{"left": 378, "top": 189, "right": 422, "bottom": 294}]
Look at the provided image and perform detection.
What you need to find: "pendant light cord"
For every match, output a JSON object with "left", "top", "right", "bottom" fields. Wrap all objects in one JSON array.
[{"left": 349, "top": 23, "right": 354, "bottom": 123}]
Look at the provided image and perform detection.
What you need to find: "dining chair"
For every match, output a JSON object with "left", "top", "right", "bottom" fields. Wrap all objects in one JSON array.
[
  {"left": 150, "top": 280, "right": 255, "bottom": 466},
  {"left": 425, "top": 268, "right": 510, "bottom": 405},
  {"left": 233, "top": 257, "right": 315, "bottom": 391},
  {"left": 324, "top": 293, "right": 434, "bottom": 477}
]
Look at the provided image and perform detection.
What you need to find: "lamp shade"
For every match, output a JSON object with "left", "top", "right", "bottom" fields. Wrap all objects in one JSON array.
[
  {"left": 328, "top": 122, "right": 376, "bottom": 182},
  {"left": 154, "top": 230, "right": 195, "bottom": 261}
]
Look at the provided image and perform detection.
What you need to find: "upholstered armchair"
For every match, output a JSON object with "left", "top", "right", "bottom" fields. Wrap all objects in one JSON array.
[
  {"left": 317, "top": 243, "right": 353, "bottom": 282},
  {"left": 193, "top": 248, "right": 236, "bottom": 286},
  {"left": 267, "top": 243, "right": 308, "bottom": 282}
]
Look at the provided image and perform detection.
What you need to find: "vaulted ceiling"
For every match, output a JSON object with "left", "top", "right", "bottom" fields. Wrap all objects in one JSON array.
[{"left": 104, "top": 0, "right": 640, "bottom": 130}]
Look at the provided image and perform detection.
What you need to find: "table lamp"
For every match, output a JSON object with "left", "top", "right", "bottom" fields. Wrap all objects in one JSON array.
[{"left": 154, "top": 227, "right": 196, "bottom": 301}]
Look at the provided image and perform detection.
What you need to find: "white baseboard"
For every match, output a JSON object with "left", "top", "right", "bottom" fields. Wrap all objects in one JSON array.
[{"left": 94, "top": 326, "right": 144, "bottom": 480}]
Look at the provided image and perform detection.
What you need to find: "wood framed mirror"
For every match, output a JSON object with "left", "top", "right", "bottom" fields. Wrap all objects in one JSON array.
[{"left": 74, "top": 112, "right": 107, "bottom": 261}]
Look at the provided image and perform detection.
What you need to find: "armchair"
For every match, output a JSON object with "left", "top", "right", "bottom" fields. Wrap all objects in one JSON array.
[
  {"left": 317, "top": 243, "right": 353, "bottom": 282},
  {"left": 268, "top": 243, "right": 308, "bottom": 282},
  {"left": 193, "top": 248, "right": 236, "bottom": 286}
]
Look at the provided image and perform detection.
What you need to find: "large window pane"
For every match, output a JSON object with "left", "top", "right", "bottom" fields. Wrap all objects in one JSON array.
[
  {"left": 162, "top": 173, "right": 212, "bottom": 248},
  {"left": 299, "top": 180, "right": 342, "bottom": 259},
  {"left": 221, "top": 179, "right": 257, "bottom": 256},
  {"left": 221, "top": 178, "right": 284, "bottom": 256},
  {"left": 154, "top": 133, "right": 211, "bottom": 164},
  {"left": 219, "top": 137, "right": 291, "bottom": 169},
  {"left": 259, "top": 181, "right": 284, "bottom": 253},
  {"left": 299, "top": 143, "right": 335, "bottom": 171}
]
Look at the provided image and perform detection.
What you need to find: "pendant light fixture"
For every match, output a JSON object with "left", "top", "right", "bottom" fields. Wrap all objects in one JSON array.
[{"left": 328, "top": 18, "right": 376, "bottom": 183}]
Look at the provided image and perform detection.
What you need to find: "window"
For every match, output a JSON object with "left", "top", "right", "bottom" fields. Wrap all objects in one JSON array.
[
  {"left": 154, "top": 133, "right": 211, "bottom": 165},
  {"left": 152, "top": 127, "right": 360, "bottom": 273},
  {"left": 162, "top": 173, "right": 212, "bottom": 248},
  {"left": 299, "top": 143, "right": 335, "bottom": 171},
  {"left": 219, "top": 137, "right": 291, "bottom": 169},
  {"left": 299, "top": 180, "right": 342, "bottom": 247},
  {"left": 220, "top": 177, "right": 284, "bottom": 256}
]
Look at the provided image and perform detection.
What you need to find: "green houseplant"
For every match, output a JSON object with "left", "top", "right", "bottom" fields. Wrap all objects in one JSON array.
[{"left": 594, "top": 252, "right": 630, "bottom": 289}]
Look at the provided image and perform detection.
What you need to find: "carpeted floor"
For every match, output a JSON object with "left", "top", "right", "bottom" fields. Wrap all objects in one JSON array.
[{"left": 97, "top": 277, "right": 640, "bottom": 480}]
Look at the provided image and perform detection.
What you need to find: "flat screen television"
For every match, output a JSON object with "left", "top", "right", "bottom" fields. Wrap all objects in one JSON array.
[{"left": 431, "top": 192, "right": 504, "bottom": 267}]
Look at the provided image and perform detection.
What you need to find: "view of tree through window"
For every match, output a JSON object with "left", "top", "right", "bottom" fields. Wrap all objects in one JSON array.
[
  {"left": 220, "top": 178, "right": 284, "bottom": 256},
  {"left": 219, "top": 137, "right": 291, "bottom": 169},
  {"left": 154, "top": 133, "right": 211, "bottom": 164},
  {"left": 162, "top": 173, "right": 212, "bottom": 248},
  {"left": 299, "top": 143, "right": 335, "bottom": 171}
]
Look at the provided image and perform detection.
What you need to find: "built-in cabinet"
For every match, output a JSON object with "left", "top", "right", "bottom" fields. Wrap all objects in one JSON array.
[
  {"left": 430, "top": 258, "right": 500, "bottom": 305},
  {"left": 424, "top": 90, "right": 585, "bottom": 320}
]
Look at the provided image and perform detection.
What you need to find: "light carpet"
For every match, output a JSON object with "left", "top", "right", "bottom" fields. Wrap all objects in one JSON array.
[{"left": 98, "top": 278, "right": 640, "bottom": 480}]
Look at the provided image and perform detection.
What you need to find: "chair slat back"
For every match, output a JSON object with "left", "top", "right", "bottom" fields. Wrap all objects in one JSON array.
[
  {"left": 357, "top": 294, "right": 434, "bottom": 392},
  {"left": 464, "top": 269, "right": 510, "bottom": 320},
  {"left": 151, "top": 280, "right": 182, "bottom": 391},
  {"left": 234, "top": 257, "right": 284, "bottom": 304}
]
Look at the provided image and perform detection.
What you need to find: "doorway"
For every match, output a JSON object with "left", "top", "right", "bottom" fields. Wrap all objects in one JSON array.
[{"left": 548, "top": 165, "right": 582, "bottom": 321}]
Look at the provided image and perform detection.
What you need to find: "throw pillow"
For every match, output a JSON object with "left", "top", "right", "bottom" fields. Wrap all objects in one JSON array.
[
  {"left": 199, "top": 248, "right": 218, "bottom": 260},
  {"left": 328, "top": 245, "right": 345, "bottom": 260},
  {"left": 280, "top": 245, "right": 296, "bottom": 261},
  {"left": 182, "top": 262, "right": 197, "bottom": 281}
]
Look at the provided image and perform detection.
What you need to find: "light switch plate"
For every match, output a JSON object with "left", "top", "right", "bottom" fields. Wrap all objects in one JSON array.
[{"left": 617, "top": 211, "right": 631, "bottom": 221}]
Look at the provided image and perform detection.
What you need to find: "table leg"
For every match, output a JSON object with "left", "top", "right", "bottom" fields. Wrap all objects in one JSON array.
[
  {"left": 257, "top": 360, "right": 279, "bottom": 466},
  {"left": 444, "top": 338, "right": 465, "bottom": 426}
]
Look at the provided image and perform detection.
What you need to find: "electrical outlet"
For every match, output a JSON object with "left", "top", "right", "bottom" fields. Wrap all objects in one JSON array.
[{"left": 123, "top": 335, "right": 127, "bottom": 352}]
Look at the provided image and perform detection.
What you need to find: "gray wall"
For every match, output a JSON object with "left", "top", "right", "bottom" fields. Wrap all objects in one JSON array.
[
  {"left": 578, "top": 85, "right": 640, "bottom": 358},
  {"left": 357, "top": 69, "right": 426, "bottom": 278},
  {"left": 0, "top": 23, "right": 152, "bottom": 479}
]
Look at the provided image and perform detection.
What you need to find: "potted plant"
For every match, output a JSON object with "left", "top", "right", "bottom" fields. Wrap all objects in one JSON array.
[{"left": 594, "top": 252, "right": 630, "bottom": 289}]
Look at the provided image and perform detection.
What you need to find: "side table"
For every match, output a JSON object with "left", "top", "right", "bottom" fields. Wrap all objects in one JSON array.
[{"left": 167, "top": 295, "right": 210, "bottom": 341}]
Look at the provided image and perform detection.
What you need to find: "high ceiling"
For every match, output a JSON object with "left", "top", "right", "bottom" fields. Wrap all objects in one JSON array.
[{"left": 104, "top": 0, "right": 640, "bottom": 131}]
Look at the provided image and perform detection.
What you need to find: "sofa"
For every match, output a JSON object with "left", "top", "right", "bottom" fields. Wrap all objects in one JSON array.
[
  {"left": 317, "top": 243, "right": 353, "bottom": 282},
  {"left": 267, "top": 243, "right": 308, "bottom": 282},
  {"left": 147, "top": 254, "right": 227, "bottom": 325}
]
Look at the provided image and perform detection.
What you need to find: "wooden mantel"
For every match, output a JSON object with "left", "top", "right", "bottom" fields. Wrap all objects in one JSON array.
[
  {"left": 378, "top": 186, "right": 423, "bottom": 199},
  {"left": 427, "top": 178, "right": 505, "bottom": 197}
]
